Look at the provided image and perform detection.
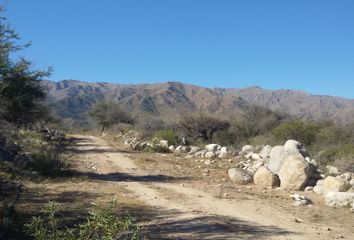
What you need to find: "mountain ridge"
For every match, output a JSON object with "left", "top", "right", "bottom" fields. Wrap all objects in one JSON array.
[{"left": 43, "top": 79, "right": 354, "bottom": 126}]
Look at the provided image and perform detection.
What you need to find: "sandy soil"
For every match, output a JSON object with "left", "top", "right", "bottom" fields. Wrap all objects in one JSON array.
[{"left": 49, "top": 135, "right": 352, "bottom": 240}]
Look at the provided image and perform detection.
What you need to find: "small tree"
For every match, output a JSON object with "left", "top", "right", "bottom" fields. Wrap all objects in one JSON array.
[
  {"left": 178, "top": 112, "right": 230, "bottom": 143},
  {"left": 0, "top": 8, "right": 50, "bottom": 127},
  {"left": 272, "top": 120, "right": 320, "bottom": 146},
  {"left": 89, "top": 102, "right": 134, "bottom": 134}
]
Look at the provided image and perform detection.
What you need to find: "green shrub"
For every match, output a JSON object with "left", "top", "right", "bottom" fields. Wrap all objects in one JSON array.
[
  {"left": 152, "top": 129, "right": 177, "bottom": 146},
  {"left": 316, "top": 144, "right": 354, "bottom": 172},
  {"left": 272, "top": 120, "right": 320, "bottom": 146},
  {"left": 25, "top": 201, "right": 142, "bottom": 240}
]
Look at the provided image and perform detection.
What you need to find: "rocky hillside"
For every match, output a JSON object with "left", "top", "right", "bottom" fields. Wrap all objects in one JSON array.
[{"left": 43, "top": 80, "right": 354, "bottom": 125}]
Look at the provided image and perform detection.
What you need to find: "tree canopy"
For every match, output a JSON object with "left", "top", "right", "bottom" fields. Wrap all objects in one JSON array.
[{"left": 0, "top": 8, "right": 50, "bottom": 127}]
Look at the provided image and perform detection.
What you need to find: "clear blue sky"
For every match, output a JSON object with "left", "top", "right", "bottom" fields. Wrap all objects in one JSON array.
[{"left": 3, "top": 0, "right": 354, "bottom": 98}]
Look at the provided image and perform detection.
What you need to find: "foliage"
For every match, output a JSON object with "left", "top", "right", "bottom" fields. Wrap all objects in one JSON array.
[
  {"left": 0, "top": 9, "right": 50, "bottom": 127},
  {"left": 90, "top": 102, "right": 134, "bottom": 134},
  {"left": 18, "top": 129, "right": 72, "bottom": 176},
  {"left": 178, "top": 112, "right": 230, "bottom": 143},
  {"left": 317, "top": 144, "right": 354, "bottom": 172},
  {"left": 24, "top": 201, "right": 142, "bottom": 240},
  {"left": 152, "top": 129, "right": 177, "bottom": 146},
  {"left": 272, "top": 120, "right": 320, "bottom": 146}
]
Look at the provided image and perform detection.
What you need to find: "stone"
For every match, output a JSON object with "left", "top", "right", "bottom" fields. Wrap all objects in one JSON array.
[
  {"left": 325, "top": 191, "right": 354, "bottom": 209},
  {"left": 204, "top": 151, "right": 216, "bottom": 159},
  {"left": 218, "top": 152, "right": 229, "bottom": 159},
  {"left": 195, "top": 150, "right": 206, "bottom": 158},
  {"left": 205, "top": 144, "right": 220, "bottom": 153},
  {"left": 278, "top": 155, "right": 312, "bottom": 190},
  {"left": 326, "top": 166, "right": 340, "bottom": 176},
  {"left": 175, "top": 146, "right": 188, "bottom": 154},
  {"left": 220, "top": 147, "right": 228, "bottom": 154},
  {"left": 350, "top": 179, "right": 354, "bottom": 187},
  {"left": 228, "top": 168, "right": 253, "bottom": 184},
  {"left": 169, "top": 145, "right": 175, "bottom": 152},
  {"left": 283, "top": 140, "right": 309, "bottom": 158},
  {"left": 160, "top": 140, "right": 169, "bottom": 148},
  {"left": 253, "top": 166, "right": 280, "bottom": 187},
  {"left": 268, "top": 146, "right": 285, "bottom": 174},
  {"left": 251, "top": 160, "right": 265, "bottom": 172},
  {"left": 188, "top": 146, "right": 201, "bottom": 154},
  {"left": 259, "top": 145, "right": 272, "bottom": 159},
  {"left": 323, "top": 176, "right": 351, "bottom": 192},
  {"left": 340, "top": 172, "right": 353, "bottom": 182},
  {"left": 251, "top": 153, "right": 261, "bottom": 161},
  {"left": 242, "top": 145, "right": 254, "bottom": 154},
  {"left": 304, "top": 186, "right": 314, "bottom": 192},
  {"left": 204, "top": 160, "right": 212, "bottom": 165}
]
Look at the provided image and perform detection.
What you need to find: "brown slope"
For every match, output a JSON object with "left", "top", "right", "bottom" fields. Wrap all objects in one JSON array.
[{"left": 42, "top": 80, "right": 354, "bottom": 125}]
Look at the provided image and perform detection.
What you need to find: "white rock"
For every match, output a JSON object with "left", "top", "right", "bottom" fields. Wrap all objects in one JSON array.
[
  {"left": 325, "top": 191, "right": 354, "bottom": 209},
  {"left": 169, "top": 145, "right": 175, "bottom": 151},
  {"left": 326, "top": 165, "right": 340, "bottom": 176},
  {"left": 204, "top": 151, "right": 216, "bottom": 159},
  {"left": 253, "top": 166, "right": 280, "bottom": 187},
  {"left": 268, "top": 146, "right": 286, "bottom": 174},
  {"left": 251, "top": 153, "right": 261, "bottom": 161},
  {"left": 205, "top": 144, "right": 220, "bottom": 153},
  {"left": 175, "top": 146, "right": 188, "bottom": 154},
  {"left": 228, "top": 168, "right": 253, "bottom": 184},
  {"left": 304, "top": 186, "right": 314, "bottom": 192},
  {"left": 218, "top": 152, "right": 229, "bottom": 159},
  {"left": 259, "top": 145, "right": 272, "bottom": 159},
  {"left": 204, "top": 160, "right": 212, "bottom": 165},
  {"left": 322, "top": 176, "right": 351, "bottom": 192},
  {"left": 195, "top": 150, "right": 206, "bottom": 158},
  {"left": 242, "top": 145, "right": 254, "bottom": 154},
  {"left": 160, "top": 140, "right": 169, "bottom": 148},
  {"left": 220, "top": 147, "right": 228, "bottom": 154},
  {"left": 283, "top": 140, "right": 309, "bottom": 158},
  {"left": 188, "top": 146, "right": 201, "bottom": 154}
]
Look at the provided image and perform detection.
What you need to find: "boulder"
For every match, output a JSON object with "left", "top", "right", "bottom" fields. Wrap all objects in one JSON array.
[
  {"left": 159, "top": 140, "right": 169, "bottom": 148},
  {"left": 195, "top": 150, "right": 206, "bottom": 158},
  {"left": 205, "top": 144, "right": 220, "bottom": 153},
  {"left": 278, "top": 155, "right": 312, "bottom": 190},
  {"left": 250, "top": 160, "right": 265, "bottom": 172},
  {"left": 325, "top": 191, "right": 354, "bottom": 209},
  {"left": 322, "top": 176, "right": 351, "bottom": 192},
  {"left": 259, "top": 145, "right": 272, "bottom": 159},
  {"left": 218, "top": 152, "right": 229, "bottom": 159},
  {"left": 251, "top": 153, "right": 261, "bottom": 161},
  {"left": 268, "top": 146, "right": 285, "bottom": 174},
  {"left": 205, "top": 151, "right": 217, "bottom": 159},
  {"left": 283, "top": 140, "right": 309, "bottom": 158},
  {"left": 242, "top": 145, "right": 254, "bottom": 154},
  {"left": 169, "top": 145, "right": 175, "bottom": 152},
  {"left": 220, "top": 147, "right": 228, "bottom": 154},
  {"left": 188, "top": 146, "right": 201, "bottom": 154},
  {"left": 253, "top": 166, "right": 280, "bottom": 187},
  {"left": 326, "top": 165, "right": 340, "bottom": 176},
  {"left": 175, "top": 146, "right": 188, "bottom": 154},
  {"left": 228, "top": 168, "right": 253, "bottom": 184}
]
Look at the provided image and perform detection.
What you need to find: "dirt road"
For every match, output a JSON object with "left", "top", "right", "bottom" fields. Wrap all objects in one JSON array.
[{"left": 68, "top": 135, "right": 351, "bottom": 240}]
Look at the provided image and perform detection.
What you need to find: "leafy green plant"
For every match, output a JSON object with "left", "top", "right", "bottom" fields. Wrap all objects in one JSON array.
[
  {"left": 272, "top": 120, "right": 320, "bottom": 146},
  {"left": 25, "top": 201, "right": 142, "bottom": 240},
  {"left": 152, "top": 129, "right": 177, "bottom": 146}
]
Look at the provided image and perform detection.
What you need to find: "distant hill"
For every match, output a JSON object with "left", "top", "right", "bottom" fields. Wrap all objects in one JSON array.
[{"left": 42, "top": 80, "right": 354, "bottom": 126}]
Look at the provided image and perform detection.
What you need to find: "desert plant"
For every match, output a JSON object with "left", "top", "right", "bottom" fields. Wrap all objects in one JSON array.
[
  {"left": 90, "top": 102, "right": 134, "bottom": 134},
  {"left": 25, "top": 201, "right": 142, "bottom": 240},
  {"left": 152, "top": 129, "right": 177, "bottom": 146},
  {"left": 178, "top": 112, "right": 230, "bottom": 143},
  {"left": 272, "top": 120, "right": 320, "bottom": 146}
]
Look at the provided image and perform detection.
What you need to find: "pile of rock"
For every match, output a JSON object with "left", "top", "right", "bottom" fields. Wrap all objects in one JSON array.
[
  {"left": 314, "top": 172, "right": 354, "bottom": 209},
  {"left": 230, "top": 140, "right": 322, "bottom": 190}
]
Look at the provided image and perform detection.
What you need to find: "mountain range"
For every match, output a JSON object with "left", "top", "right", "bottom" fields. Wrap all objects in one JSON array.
[{"left": 43, "top": 80, "right": 354, "bottom": 126}]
